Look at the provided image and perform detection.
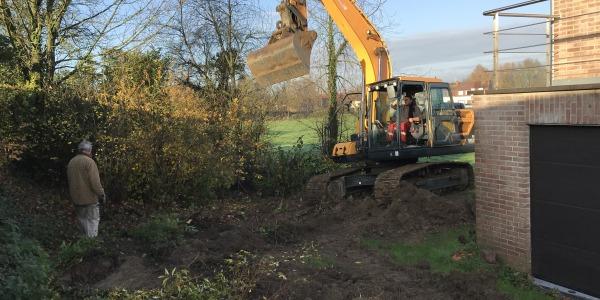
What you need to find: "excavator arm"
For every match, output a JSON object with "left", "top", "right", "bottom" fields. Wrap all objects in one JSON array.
[{"left": 248, "top": 0, "right": 392, "bottom": 86}]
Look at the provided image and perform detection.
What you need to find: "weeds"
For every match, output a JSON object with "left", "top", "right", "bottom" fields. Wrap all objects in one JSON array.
[
  {"left": 129, "top": 214, "right": 185, "bottom": 258},
  {"left": 106, "top": 250, "right": 275, "bottom": 300},
  {"left": 497, "top": 267, "right": 556, "bottom": 300},
  {"left": 56, "top": 237, "right": 102, "bottom": 270},
  {"left": 299, "top": 242, "right": 334, "bottom": 270}
]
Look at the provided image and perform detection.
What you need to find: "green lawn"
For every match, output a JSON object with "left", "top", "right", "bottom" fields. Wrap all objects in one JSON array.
[
  {"left": 267, "top": 117, "right": 320, "bottom": 148},
  {"left": 267, "top": 114, "right": 356, "bottom": 149},
  {"left": 267, "top": 117, "right": 476, "bottom": 166}
]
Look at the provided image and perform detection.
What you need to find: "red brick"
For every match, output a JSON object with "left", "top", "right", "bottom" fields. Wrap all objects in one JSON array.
[{"left": 474, "top": 85, "right": 600, "bottom": 273}]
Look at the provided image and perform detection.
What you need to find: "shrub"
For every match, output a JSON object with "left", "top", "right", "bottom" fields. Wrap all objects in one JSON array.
[
  {"left": 0, "top": 87, "right": 104, "bottom": 184},
  {"left": 0, "top": 220, "right": 56, "bottom": 299},
  {"left": 129, "top": 214, "right": 185, "bottom": 258},
  {"left": 253, "top": 138, "right": 337, "bottom": 196},
  {"left": 0, "top": 50, "right": 271, "bottom": 205}
]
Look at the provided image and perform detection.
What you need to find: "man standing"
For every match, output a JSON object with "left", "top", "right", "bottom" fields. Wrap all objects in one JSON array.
[{"left": 67, "top": 140, "right": 105, "bottom": 238}]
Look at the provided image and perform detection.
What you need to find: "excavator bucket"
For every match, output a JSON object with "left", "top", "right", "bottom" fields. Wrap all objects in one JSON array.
[{"left": 248, "top": 31, "right": 317, "bottom": 86}]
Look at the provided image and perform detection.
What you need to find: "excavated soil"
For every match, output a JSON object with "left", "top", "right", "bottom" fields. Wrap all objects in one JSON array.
[{"left": 66, "top": 184, "right": 508, "bottom": 299}]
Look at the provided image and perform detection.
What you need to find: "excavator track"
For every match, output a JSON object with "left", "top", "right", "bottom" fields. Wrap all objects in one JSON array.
[
  {"left": 302, "top": 173, "right": 331, "bottom": 204},
  {"left": 303, "top": 162, "right": 473, "bottom": 205},
  {"left": 302, "top": 167, "right": 363, "bottom": 204},
  {"left": 373, "top": 162, "right": 473, "bottom": 203}
]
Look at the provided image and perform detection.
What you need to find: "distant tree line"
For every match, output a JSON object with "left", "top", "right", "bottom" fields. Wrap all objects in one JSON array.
[{"left": 461, "top": 58, "right": 547, "bottom": 90}]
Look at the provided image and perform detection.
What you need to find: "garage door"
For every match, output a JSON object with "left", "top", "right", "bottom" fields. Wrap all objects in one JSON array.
[{"left": 530, "top": 125, "right": 600, "bottom": 297}]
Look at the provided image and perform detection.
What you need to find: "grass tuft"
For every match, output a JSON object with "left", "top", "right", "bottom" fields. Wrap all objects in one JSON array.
[{"left": 386, "top": 226, "right": 485, "bottom": 274}]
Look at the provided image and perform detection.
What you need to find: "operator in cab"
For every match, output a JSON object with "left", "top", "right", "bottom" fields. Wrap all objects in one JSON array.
[{"left": 387, "top": 94, "right": 422, "bottom": 144}]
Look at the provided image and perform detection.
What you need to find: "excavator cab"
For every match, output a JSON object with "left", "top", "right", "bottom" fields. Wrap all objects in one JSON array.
[
  {"left": 247, "top": 0, "right": 317, "bottom": 85},
  {"left": 332, "top": 77, "right": 475, "bottom": 162}
]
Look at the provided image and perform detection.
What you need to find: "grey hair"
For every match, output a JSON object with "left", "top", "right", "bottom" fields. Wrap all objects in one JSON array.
[{"left": 78, "top": 140, "right": 93, "bottom": 152}]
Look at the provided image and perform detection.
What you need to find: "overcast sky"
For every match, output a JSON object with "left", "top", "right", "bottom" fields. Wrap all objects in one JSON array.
[{"left": 258, "top": 0, "right": 551, "bottom": 82}]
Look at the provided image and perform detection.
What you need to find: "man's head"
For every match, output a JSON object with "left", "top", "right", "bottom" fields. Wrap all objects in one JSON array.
[
  {"left": 402, "top": 95, "right": 413, "bottom": 106},
  {"left": 78, "top": 140, "right": 93, "bottom": 156}
]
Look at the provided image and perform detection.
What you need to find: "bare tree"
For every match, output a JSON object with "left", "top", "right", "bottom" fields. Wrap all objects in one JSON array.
[
  {"left": 465, "top": 64, "right": 492, "bottom": 89},
  {"left": 166, "top": 0, "right": 262, "bottom": 98},
  {"left": 0, "top": 0, "right": 164, "bottom": 88},
  {"left": 308, "top": 0, "right": 393, "bottom": 154}
]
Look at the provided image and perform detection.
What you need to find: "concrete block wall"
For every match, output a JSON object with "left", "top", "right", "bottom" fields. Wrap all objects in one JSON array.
[
  {"left": 473, "top": 87, "right": 600, "bottom": 272},
  {"left": 553, "top": 0, "right": 600, "bottom": 84}
]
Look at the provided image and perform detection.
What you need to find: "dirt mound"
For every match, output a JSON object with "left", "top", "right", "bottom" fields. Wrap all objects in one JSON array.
[
  {"left": 316, "top": 182, "right": 471, "bottom": 239},
  {"left": 373, "top": 182, "right": 469, "bottom": 232},
  {"left": 61, "top": 250, "right": 119, "bottom": 286},
  {"left": 168, "top": 220, "right": 268, "bottom": 277},
  {"left": 94, "top": 256, "right": 161, "bottom": 290}
]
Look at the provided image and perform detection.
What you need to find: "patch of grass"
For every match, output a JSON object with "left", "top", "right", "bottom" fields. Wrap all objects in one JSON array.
[
  {"left": 387, "top": 226, "right": 485, "bottom": 274},
  {"left": 364, "top": 227, "right": 557, "bottom": 300},
  {"left": 56, "top": 237, "right": 102, "bottom": 270},
  {"left": 420, "top": 152, "right": 475, "bottom": 165},
  {"left": 305, "top": 255, "right": 335, "bottom": 270},
  {"left": 497, "top": 267, "right": 556, "bottom": 300},
  {"left": 298, "top": 242, "right": 335, "bottom": 270}
]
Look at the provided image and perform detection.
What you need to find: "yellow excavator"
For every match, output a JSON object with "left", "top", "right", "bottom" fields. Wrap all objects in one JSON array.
[{"left": 248, "top": 0, "right": 475, "bottom": 200}]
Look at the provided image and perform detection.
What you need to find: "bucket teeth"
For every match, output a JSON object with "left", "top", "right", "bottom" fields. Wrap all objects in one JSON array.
[{"left": 248, "top": 31, "right": 317, "bottom": 85}]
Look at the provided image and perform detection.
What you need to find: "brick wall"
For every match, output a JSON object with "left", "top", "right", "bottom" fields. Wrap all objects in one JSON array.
[
  {"left": 553, "top": 0, "right": 600, "bottom": 84},
  {"left": 473, "top": 87, "right": 600, "bottom": 272}
]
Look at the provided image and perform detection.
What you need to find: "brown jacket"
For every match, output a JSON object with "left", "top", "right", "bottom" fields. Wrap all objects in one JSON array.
[{"left": 67, "top": 154, "right": 105, "bottom": 205}]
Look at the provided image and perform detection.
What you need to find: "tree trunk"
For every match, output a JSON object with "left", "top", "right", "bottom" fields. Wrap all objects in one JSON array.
[{"left": 325, "top": 16, "right": 338, "bottom": 156}]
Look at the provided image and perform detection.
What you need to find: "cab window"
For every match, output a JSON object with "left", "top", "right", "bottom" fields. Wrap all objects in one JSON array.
[{"left": 430, "top": 87, "right": 453, "bottom": 111}]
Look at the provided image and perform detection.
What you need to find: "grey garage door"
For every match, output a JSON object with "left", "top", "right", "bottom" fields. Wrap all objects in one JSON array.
[{"left": 530, "top": 125, "right": 600, "bottom": 297}]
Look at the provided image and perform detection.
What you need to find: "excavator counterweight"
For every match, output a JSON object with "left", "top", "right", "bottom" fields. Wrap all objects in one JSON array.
[{"left": 247, "top": 30, "right": 317, "bottom": 85}]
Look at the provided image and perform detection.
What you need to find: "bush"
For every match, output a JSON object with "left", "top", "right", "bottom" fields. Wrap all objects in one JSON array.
[
  {"left": 253, "top": 138, "right": 337, "bottom": 196},
  {"left": 0, "top": 220, "right": 56, "bottom": 299},
  {"left": 129, "top": 214, "right": 186, "bottom": 258},
  {"left": 0, "top": 50, "right": 271, "bottom": 205},
  {"left": 0, "top": 87, "right": 103, "bottom": 184}
]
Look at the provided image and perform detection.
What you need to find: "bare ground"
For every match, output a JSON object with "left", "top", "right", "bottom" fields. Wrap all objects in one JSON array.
[{"left": 58, "top": 183, "right": 513, "bottom": 299}]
